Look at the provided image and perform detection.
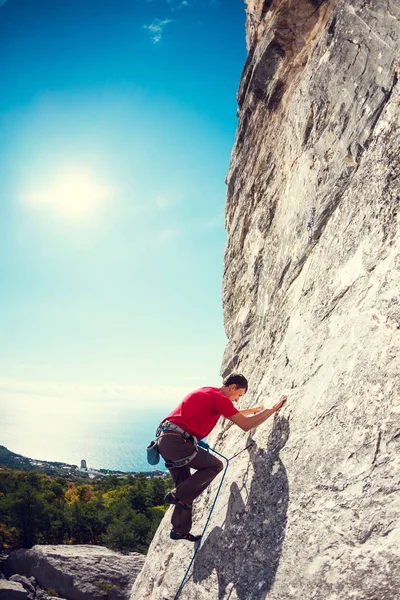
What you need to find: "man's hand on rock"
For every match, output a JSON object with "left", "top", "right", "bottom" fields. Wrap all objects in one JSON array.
[{"left": 272, "top": 395, "right": 288, "bottom": 412}]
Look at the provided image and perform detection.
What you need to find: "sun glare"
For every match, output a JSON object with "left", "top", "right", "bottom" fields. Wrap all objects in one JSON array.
[{"left": 20, "top": 166, "right": 114, "bottom": 221}]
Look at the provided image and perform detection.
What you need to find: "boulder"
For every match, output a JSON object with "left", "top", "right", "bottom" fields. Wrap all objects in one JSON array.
[
  {"left": 9, "top": 574, "right": 36, "bottom": 594},
  {"left": 5, "top": 545, "right": 145, "bottom": 600},
  {"left": 0, "top": 579, "right": 28, "bottom": 599}
]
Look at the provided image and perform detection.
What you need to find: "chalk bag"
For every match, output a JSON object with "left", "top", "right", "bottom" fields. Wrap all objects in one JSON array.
[{"left": 146, "top": 440, "right": 160, "bottom": 465}]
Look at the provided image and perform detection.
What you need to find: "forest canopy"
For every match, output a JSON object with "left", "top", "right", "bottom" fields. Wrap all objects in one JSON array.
[{"left": 0, "top": 469, "right": 172, "bottom": 554}]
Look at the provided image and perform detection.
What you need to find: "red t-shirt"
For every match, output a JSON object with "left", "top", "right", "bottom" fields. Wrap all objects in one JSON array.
[{"left": 163, "top": 386, "right": 239, "bottom": 440}]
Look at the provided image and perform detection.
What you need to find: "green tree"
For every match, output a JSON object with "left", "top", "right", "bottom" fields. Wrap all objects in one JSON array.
[
  {"left": 149, "top": 478, "right": 167, "bottom": 506},
  {"left": 69, "top": 502, "right": 91, "bottom": 544},
  {"left": 12, "top": 484, "right": 43, "bottom": 547},
  {"left": 103, "top": 509, "right": 150, "bottom": 553},
  {"left": 0, "top": 469, "right": 171, "bottom": 553}
]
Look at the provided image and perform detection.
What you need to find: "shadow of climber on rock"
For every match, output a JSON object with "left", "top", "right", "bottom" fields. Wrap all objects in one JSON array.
[{"left": 193, "top": 414, "right": 290, "bottom": 600}]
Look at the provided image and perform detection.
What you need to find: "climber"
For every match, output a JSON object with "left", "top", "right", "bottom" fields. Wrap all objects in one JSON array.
[{"left": 156, "top": 373, "right": 288, "bottom": 542}]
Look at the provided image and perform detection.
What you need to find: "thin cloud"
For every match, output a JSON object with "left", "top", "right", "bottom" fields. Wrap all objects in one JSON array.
[
  {"left": 144, "top": 0, "right": 217, "bottom": 5},
  {"left": 0, "top": 377, "right": 189, "bottom": 408},
  {"left": 166, "top": 0, "right": 217, "bottom": 7},
  {"left": 0, "top": 0, "right": 10, "bottom": 7},
  {"left": 166, "top": 0, "right": 192, "bottom": 8},
  {"left": 143, "top": 18, "right": 174, "bottom": 43}
]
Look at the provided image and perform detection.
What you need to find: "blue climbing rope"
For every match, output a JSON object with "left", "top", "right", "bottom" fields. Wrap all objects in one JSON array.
[{"left": 173, "top": 440, "right": 254, "bottom": 600}]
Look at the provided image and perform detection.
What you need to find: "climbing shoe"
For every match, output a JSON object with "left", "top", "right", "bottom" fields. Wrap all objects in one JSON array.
[
  {"left": 170, "top": 530, "right": 201, "bottom": 543},
  {"left": 164, "top": 491, "right": 192, "bottom": 511}
]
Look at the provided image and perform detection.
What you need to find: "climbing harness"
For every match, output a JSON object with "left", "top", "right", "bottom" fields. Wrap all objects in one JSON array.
[
  {"left": 157, "top": 420, "right": 199, "bottom": 469},
  {"left": 173, "top": 439, "right": 255, "bottom": 600},
  {"left": 164, "top": 453, "right": 198, "bottom": 469},
  {"left": 157, "top": 420, "right": 193, "bottom": 440},
  {"left": 147, "top": 421, "right": 199, "bottom": 468}
]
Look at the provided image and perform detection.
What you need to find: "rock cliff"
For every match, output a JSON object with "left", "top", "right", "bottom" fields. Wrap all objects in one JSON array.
[{"left": 131, "top": 1, "right": 400, "bottom": 599}]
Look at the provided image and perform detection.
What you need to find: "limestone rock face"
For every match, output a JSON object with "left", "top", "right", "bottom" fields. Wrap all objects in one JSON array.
[
  {"left": 131, "top": 1, "right": 400, "bottom": 599},
  {"left": 4, "top": 545, "right": 145, "bottom": 600}
]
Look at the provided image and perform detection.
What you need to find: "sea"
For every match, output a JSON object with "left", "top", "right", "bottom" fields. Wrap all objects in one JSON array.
[{"left": 0, "top": 395, "right": 169, "bottom": 472}]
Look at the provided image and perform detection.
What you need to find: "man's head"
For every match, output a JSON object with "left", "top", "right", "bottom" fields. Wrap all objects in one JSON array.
[{"left": 221, "top": 373, "right": 248, "bottom": 402}]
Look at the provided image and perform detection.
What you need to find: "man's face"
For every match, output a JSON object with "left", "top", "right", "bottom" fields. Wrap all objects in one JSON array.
[{"left": 227, "top": 385, "right": 246, "bottom": 402}]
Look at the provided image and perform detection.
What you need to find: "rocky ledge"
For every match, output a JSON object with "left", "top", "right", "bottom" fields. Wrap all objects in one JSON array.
[
  {"left": 1, "top": 545, "right": 145, "bottom": 600},
  {"left": 0, "top": 574, "right": 66, "bottom": 600}
]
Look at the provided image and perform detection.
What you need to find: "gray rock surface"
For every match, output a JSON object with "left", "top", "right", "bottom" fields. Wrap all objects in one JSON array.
[
  {"left": 5, "top": 545, "right": 145, "bottom": 600},
  {"left": 9, "top": 575, "right": 36, "bottom": 595},
  {"left": 0, "top": 579, "right": 28, "bottom": 599},
  {"left": 130, "top": 1, "right": 400, "bottom": 599},
  {"left": 6, "top": 574, "right": 53, "bottom": 600}
]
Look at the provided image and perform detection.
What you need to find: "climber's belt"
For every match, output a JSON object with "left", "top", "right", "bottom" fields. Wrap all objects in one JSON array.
[
  {"left": 157, "top": 420, "right": 193, "bottom": 439},
  {"left": 156, "top": 420, "right": 198, "bottom": 469}
]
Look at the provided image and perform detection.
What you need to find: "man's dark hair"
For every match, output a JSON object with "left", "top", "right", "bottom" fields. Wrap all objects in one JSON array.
[{"left": 223, "top": 373, "right": 248, "bottom": 391}]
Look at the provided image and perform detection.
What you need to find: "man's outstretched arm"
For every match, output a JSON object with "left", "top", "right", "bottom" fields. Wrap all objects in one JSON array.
[
  {"left": 239, "top": 405, "right": 264, "bottom": 417},
  {"left": 229, "top": 396, "right": 287, "bottom": 432}
]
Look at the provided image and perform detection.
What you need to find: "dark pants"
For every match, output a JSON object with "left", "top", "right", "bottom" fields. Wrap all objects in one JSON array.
[{"left": 158, "top": 433, "right": 223, "bottom": 534}]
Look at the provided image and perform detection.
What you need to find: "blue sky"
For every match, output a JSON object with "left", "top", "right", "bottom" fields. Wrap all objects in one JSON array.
[{"left": 0, "top": 0, "right": 246, "bottom": 412}]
